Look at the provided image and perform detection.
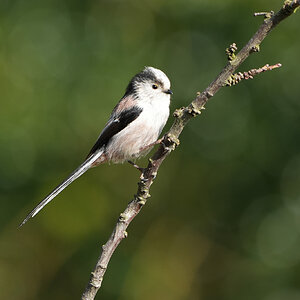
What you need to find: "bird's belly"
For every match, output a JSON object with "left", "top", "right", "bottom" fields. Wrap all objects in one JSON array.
[{"left": 106, "top": 105, "right": 169, "bottom": 163}]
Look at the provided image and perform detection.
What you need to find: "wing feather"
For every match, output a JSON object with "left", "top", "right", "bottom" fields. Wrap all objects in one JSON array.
[{"left": 87, "top": 104, "right": 142, "bottom": 157}]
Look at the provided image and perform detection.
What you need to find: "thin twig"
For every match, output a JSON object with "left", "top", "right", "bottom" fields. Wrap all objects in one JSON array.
[
  {"left": 225, "top": 63, "right": 282, "bottom": 86},
  {"left": 253, "top": 11, "right": 275, "bottom": 18},
  {"left": 81, "top": 1, "right": 300, "bottom": 299}
]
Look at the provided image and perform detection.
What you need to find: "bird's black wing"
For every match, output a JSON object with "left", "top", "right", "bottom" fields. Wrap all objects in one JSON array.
[
  {"left": 87, "top": 106, "right": 143, "bottom": 157},
  {"left": 20, "top": 103, "right": 143, "bottom": 226}
]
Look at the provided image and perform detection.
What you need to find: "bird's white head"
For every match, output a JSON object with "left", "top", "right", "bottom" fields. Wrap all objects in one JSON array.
[{"left": 124, "top": 66, "right": 172, "bottom": 104}]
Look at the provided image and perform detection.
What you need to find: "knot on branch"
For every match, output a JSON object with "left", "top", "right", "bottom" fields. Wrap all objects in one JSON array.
[
  {"left": 187, "top": 103, "right": 203, "bottom": 117},
  {"left": 173, "top": 107, "right": 185, "bottom": 118},
  {"left": 119, "top": 212, "right": 130, "bottom": 223},
  {"left": 205, "top": 91, "right": 213, "bottom": 98},
  {"left": 146, "top": 158, "right": 158, "bottom": 178},
  {"left": 90, "top": 275, "right": 103, "bottom": 288},
  {"left": 250, "top": 45, "right": 260, "bottom": 53},
  {"left": 135, "top": 180, "right": 151, "bottom": 206},
  {"left": 162, "top": 133, "right": 180, "bottom": 152},
  {"left": 225, "top": 63, "right": 282, "bottom": 86},
  {"left": 89, "top": 264, "right": 107, "bottom": 288},
  {"left": 226, "top": 43, "right": 237, "bottom": 61},
  {"left": 135, "top": 192, "right": 150, "bottom": 205}
]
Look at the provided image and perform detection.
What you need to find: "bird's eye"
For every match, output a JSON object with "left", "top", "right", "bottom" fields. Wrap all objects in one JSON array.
[{"left": 152, "top": 84, "right": 158, "bottom": 89}]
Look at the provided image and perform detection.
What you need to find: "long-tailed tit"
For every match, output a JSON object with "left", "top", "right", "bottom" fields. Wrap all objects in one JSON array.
[{"left": 20, "top": 66, "right": 172, "bottom": 226}]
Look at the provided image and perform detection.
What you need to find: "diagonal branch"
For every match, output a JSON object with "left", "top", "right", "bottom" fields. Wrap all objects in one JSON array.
[{"left": 81, "top": 1, "right": 300, "bottom": 299}]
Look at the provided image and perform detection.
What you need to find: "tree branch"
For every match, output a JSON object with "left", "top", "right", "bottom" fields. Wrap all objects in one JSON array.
[
  {"left": 81, "top": 1, "right": 300, "bottom": 299},
  {"left": 225, "top": 63, "right": 282, "bottom": 86}
]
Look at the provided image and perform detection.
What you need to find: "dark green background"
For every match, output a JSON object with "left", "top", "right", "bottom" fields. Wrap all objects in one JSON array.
[{"left": 1, "top": 0, "right": 300, "bottom": 299}]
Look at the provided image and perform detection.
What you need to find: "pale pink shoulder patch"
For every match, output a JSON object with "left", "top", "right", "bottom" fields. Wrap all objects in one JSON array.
[{"left": 114, "top": 95, "right": 137, "bottom": 114}]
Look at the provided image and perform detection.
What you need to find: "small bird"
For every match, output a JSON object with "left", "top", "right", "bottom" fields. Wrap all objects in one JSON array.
[{"left": 20, "top": 66, "right": 172, "bottom": 226}]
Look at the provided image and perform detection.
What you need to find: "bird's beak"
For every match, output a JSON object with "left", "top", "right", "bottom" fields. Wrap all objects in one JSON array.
[{"left": 164, "top": 89, "right": 173, "bottom": 95}]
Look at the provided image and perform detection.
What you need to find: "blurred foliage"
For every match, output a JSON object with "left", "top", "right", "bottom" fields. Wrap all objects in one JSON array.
[{"left": 1, "top": 0, "right": 300, "bottom": 299}]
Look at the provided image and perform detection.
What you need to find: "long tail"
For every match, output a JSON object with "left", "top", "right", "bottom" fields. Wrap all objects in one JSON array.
[{"left": 20, "top": 150, "right": 104, "bottom": 227}]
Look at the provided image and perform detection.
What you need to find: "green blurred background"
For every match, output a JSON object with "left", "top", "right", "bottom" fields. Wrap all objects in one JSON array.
[{"left": 1, "top": 0, "right": 300, "bottom": 299}]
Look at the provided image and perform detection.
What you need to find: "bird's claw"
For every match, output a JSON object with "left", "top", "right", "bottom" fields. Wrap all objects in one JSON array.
[{"left": 128, "top": 160, "right": 145, "bottom": 173}]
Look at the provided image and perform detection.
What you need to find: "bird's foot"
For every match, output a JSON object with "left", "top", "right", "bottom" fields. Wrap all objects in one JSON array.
[{"left": 128, "top": 160, "right": 145, "bottom": 173}]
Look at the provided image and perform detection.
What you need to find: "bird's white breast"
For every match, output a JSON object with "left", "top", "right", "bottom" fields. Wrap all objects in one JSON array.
[{"left": 107, "top": 94, "right": 170, "bottom": 163}]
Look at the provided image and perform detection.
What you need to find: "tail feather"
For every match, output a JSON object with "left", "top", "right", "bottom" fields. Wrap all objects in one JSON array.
[{"left": 20, "top": 150, "right": 104, "bottom": 227}]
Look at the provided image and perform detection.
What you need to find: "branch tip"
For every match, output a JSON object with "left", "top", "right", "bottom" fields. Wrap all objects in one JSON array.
[
  {"left": 225, "top": 63, "right": 282, "bottom": 86},
  {"left": 254, "top": 11, "right": 274, "bottom": 18}
]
